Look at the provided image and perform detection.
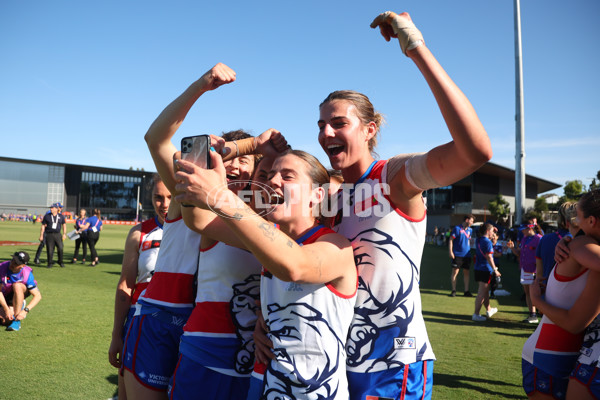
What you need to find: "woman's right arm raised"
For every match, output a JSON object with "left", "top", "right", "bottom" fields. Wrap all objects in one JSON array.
[{"left": 144, "top": 63, "right": 236, "bottom": 193}]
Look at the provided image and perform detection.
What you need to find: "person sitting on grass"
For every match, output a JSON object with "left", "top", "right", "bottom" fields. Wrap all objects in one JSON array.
[{"left": 0, "top": 251, "right": 42, "bottom": 332}]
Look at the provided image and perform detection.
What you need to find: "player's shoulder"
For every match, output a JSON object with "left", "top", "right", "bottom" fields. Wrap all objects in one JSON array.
[{"left": 571, "top": 234, "right": 598, "bottom": 249}]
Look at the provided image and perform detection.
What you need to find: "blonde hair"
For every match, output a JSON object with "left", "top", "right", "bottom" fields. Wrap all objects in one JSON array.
[{"left": 558, "top": 201, "right": 576, "bottom": 230}]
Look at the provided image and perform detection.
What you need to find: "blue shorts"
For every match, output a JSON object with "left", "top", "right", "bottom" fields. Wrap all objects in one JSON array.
[
  {"left": 348, "top": 360, "right": 434, "bottom": 400},
  {"left": 122, "top": 312, "right": 186, "bottom": 391},
  {"left": 570, "top": 362, "right": 600, "bottom": 399},
  {"left": 245, "top": 363, "right": 266, "bottom": 400},
  {"left": 168, "top": 353, "right": 251, "bottom": 400},
  {"left": 122, "top": 306, "right": 136, "bottom": 342},
  {"left": 245, "top": 374, "right": 264, "bottom": 400},
  {"left": 521, "top": 358, "right": 568, "bottom": 400},
  {"left": 118, "top": 307, "right": 137, "bottom": 377}
]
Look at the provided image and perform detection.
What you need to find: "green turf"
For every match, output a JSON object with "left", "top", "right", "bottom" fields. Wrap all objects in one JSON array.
[{"left": 0, "top": 220, "right": 533, "bottom": 399}]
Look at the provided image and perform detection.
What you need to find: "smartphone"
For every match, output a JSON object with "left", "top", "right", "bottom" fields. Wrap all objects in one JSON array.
[
  {"left": 181, "top": 135, "right": 211, "bottom": 170},
  {"left": 180, "top": 135, "right": 211, "bottom": 207}
]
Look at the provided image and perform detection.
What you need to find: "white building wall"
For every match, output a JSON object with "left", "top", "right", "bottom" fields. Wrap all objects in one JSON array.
[{"left": 0, "top": 159, "right": 64, "bottom": 215}]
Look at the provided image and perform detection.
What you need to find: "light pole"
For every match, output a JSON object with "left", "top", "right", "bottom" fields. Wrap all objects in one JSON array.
[
  {"left": 514, "top": 0, "right": 526, "bottom": 225},
  {"left": 135, "top": 185, "right": 140, "bottom": 222}
]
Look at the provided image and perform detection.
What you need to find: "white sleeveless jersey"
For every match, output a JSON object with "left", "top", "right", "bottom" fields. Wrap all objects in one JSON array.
[
  {"left": 138, "top": 216, "right": 201, "bottom": 312},
  {"left": 130, "top": 217, "right": 163, "bottom": 304},
  {"left": 180, "top": 241, "right": 262, "bottom": 377},
  {"left": 522, "top": 266, "right": 588, "bottom": 377},
  {"left": 331, "top": 160, "right": 434, "bottom": 373},
  {"left": 260, "top": 226, "right": 357, "bottom": 399}
]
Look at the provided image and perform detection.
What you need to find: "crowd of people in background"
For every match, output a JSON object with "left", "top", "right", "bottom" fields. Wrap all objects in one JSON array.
[{"left": 0, "top": 212, "right": 41, "bottom": 222}]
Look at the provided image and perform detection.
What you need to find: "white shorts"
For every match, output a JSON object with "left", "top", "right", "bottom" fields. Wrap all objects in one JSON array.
[{"left": 520, "top": 270, "right": 535, "bottom": 285}]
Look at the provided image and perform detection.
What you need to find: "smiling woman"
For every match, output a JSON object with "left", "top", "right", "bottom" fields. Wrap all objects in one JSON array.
[
  {"left": 174, "top": 147, "right": 358, "bottom": 399},
  {"left": 315, "top": 11, "right": 493, "bottom": 400}
]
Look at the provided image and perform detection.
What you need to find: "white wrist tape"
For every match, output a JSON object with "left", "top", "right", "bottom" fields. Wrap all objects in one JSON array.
[
  {"left": 387, "top": 152, "right": 441, "bottom": 191},
  {"left": 382, "top": 11, "right": 425, "bottom": 55}
]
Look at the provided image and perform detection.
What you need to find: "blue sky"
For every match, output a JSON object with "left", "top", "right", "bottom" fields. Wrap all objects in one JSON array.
[{"left": 2, "top": 1, "right": 598, "bottom": 196}]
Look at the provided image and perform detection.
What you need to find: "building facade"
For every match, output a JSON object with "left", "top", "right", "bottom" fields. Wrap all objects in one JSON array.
[
  {"left": 0, "top": 156, "right": 155, "bottom": 221},
  {"left": 424, "top": 162, "right": 560, "bottom": 233}
]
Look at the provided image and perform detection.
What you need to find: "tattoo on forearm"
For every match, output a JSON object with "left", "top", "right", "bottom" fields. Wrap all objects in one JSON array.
[
  {"left": 232, "top": 212, "right": 244, "bottom": 221},
  {"left": 286, "top": 240, "right": 294, "bottom": 248},
  {"left": 258, "top": 222, "right": 276, "bottom": 242}
]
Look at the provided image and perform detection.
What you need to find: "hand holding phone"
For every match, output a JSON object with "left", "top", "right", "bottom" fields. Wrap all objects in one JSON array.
[
  {"left": 181, "top": 135, "right": 211, "bottom": 170},
  {"left": 179, "top": 135, "right": 211, "bottom": 207}
]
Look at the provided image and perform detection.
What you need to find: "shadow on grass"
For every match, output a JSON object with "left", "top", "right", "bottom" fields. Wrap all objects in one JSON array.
[
  {"left": 423, "top": 310, "right": 537, "bottom": 332},
  {"left": 106, "top": 374, "right": 118, "bottom": 398},
  {"left": 496, "top": 330, "right": 533, "bottom": 339},
  {"left": 28, "top": 250, "right": 123, "bottom": 268},
  {"left": 96, "top": 252, "right": 124, "bottom": 265},
  {"left": 434, "top": 372, "right": 523, "bottom": 399}
]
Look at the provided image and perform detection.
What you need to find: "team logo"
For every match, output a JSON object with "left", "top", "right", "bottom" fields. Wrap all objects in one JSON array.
[
  {"left": 394, "top": 337, "right": 416, "bottom": 349},
  {"left": 581, "top": 347, "right": 593, "bottom": 357}
]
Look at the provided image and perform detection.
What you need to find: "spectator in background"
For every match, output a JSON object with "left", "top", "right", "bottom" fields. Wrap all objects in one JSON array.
[
  {"left": 449, "top": 215, "right": 475, "bottom": 297},
  {"left": 518, "top": 215, "right": 544, "bottom": 244},
  {"left": 489, "top": 230, "right": 503, "bottom": 299},
  {"left": 83, "top": 208, "right": 103, "bottom": 267},
  {"left": 39, "top": 203, "right": 67, "bottom": 268},
  {"left": 72, "top": 208, "right": 88, "bottom": 264},
  {"left": 33, "top": 207, "right": 52, "bottom": 264},
  {"left": 508, "top": 221, "right": 543, "bottom": 323},
  {"left": 0, "top": 251, "right": 42, "bottom": 332},
  {"left": 535, "top": 202, "right": 577, "bottom": 293},
  {"left": 472, "top": 223, "right": 501, "bottom": 321}
]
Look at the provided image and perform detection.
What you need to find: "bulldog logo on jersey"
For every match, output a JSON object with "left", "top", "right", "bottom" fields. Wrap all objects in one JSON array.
[
  {"left": 230, "top": 274, "right": 261, "bottom": 375},
  {"left": 263, "top": 302, "right": 345, "bottom": 399},
  {"left": 346, "top": 227, "right": 425, "bottom": 372}
]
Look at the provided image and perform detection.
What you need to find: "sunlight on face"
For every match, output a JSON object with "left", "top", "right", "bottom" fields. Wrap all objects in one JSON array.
[
  {"left": 152, "top": 180, "right": 171, "bottom": 222},
  {"left": 266, "top": 154, "right": 319, "bottom": 224},
  {"left": 224, "top": 155, "right": 255, "bottom": 194},
  {"left": 318, "top": 100, "right": 371, "bottom": 171}
]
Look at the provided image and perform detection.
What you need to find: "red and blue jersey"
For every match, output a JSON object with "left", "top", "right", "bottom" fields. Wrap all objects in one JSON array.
[
  {"left": 138, "top": 216, "right": 201, "bottom": 315},
  {"left": 130, "top": 217, "right": 163, "bottom": 304},
  {"left": 332, "top": 160, "right": 435, "bottom": 374},
  {"left": 522, "top": 267, "right": 588, "bottom": 377},
  {"left": 179, "top": 241, "right": 262, "bottom": 377}
]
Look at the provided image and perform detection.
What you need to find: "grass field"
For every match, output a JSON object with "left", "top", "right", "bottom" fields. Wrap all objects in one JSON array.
[{"left": 0, "top": 220, "right": 533, "bottom": 399}]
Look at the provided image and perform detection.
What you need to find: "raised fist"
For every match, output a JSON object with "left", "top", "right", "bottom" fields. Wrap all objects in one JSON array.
[{"left": 199, "top": 62, "right": 236, "bottom": 92}]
